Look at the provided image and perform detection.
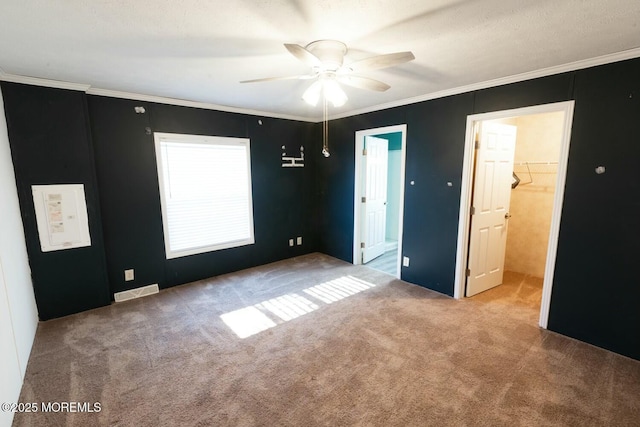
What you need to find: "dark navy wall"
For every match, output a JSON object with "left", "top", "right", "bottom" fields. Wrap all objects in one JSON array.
[
  {"left": 402, "top": 94, "right": 475, "bottom": 295},
  {"left": 86, "top": 96, "right": 165, "bottom": 294},
  {"left": 318, "top": 59, "right": 640, "bottom": 360},
  {"left": 88, "top": 97, "right": 321, "bottom": 293},
  {"left": 472, "top": 72, "right": 574, "bottom": 114},
  {"left": 321, "top": 95, "right": 474, "bottom": 295},
  {"left": 317, "top": 106, "right": 407, "bottom": 261},
  {"left": 548, "top": 59, "right": 640, "bottom": 359},
  {"left": 1, "top": 84, "right": 320, "bottom": 318},
  {"left": 3, "top": 56, "right": 639, "bottom": 360},
  {"left": 1, "top": 82, "right": 111, "bottom": 320}
]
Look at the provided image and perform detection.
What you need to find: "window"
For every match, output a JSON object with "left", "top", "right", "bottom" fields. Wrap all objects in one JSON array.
[{"left": 154, "top": 132, "right": 255, "bottom": 259}]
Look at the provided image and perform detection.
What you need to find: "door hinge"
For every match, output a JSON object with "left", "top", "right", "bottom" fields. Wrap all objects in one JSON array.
[
  {"left": 360, "top": 242, "right": 365, "bottom": 248},
  {"left": 361, "top": 196, "right": 366, "bottom": 203},
  {"left": 362, "top": 148, "right": 367, "bottom": 156},
  {"left": 466, "top": 268, "right": 471, "bottom": 277},
  {"left": 470, "top": 206, "right": 475, "bottom": 215},
  {"left": 474, "top": 139, "right": 480, "bottom": 149}
]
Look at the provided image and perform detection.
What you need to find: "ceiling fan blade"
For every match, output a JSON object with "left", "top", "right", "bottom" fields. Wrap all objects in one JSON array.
[
  {"left": 347, "top": 51, "right": 415, "bottom": 72},
  {"left": 284, "top": 43, "right": 322, "bottom": 67},
  {"left": 338, "top": 75, "right": 390, "bottom": 92},
  {"left": 240, "top": 74, "right": 313, "bottom": 83}
]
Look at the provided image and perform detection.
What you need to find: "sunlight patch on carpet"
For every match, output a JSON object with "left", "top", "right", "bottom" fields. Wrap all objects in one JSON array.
[
  {"left": 220, "top": 306, "right": 277, "bottom": 338},
  {"left": 220, "top": 276, "right": 376, "bottom": 338},
  {"left": 255, "top": 294, "right": 319, "bottom": 322},
  {"left": 303, "top": 275, "right": 376, "bottom": 304}
]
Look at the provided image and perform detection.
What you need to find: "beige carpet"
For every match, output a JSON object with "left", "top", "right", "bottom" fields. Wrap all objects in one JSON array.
[
  {"left": 13, "top": 253, "right": 640, "bottom": 426},
  {"left": 469, "top": 270, "right": 544, "bottom": 324}
]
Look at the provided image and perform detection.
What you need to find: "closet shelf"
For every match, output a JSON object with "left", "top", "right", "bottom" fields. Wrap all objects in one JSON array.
[
  {"left": 513, "top": 161, "right": 558, "bottom": 165},
  {"left": 512, "top": 161, "right": 558, "bottom": 187}
]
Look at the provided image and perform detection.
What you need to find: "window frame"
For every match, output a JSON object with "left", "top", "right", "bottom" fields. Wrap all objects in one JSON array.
[{"left": 153, "top": 132, "right": 255, "bottom": 259}]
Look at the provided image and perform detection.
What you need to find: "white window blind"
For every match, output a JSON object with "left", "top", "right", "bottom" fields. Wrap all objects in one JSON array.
[{"left": 154, "top": 133, "right": 255, "bottom": 259}]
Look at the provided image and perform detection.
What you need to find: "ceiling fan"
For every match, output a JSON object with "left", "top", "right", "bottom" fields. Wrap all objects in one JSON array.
[{"left": 240, "top": 40, "right": 415, "bottom": 107}]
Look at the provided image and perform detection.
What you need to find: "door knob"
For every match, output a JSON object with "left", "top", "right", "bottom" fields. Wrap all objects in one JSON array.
[{"left": 505, "top": 213, "right": 512, "bottom": 219}]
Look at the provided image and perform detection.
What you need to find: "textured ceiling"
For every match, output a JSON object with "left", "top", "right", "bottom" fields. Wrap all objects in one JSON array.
[{"left": 1, "top": 0, "right": 640, "bottom": 121}]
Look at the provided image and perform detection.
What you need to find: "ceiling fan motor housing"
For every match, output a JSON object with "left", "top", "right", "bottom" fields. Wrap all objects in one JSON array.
[{"left": 306, "top": 40, "right": 348, "bottom": 72}]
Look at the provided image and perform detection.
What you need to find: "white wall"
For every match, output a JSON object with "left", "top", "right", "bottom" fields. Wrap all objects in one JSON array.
[{"left": 0, "top": 88, "right": 39, "bottom": 427}]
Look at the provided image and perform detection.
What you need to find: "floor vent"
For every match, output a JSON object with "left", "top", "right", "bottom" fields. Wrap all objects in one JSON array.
[{"left": 114, "top": 284, "right": 159, "bottom": 303}]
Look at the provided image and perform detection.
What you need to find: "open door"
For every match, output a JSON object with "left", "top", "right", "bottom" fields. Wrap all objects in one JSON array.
[
  {"left": 455, "top": 102, "right": 575, "bottom": 328},
  {"left": 466, "top": 122, "right": 517, "bottom": 297},
  {"left": 361, "top": 136, "right": 388, "bottom": 263}
]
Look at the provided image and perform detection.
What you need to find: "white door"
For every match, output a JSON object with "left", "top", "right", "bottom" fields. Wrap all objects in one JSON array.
[
  {"left": 466, "top": 122, "right": 517, "bottom": 297},
  {"left": 362, "top": 136, "right": 388, "bottom": 263}
]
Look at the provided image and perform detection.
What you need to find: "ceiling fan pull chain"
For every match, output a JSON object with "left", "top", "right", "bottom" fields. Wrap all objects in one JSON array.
[{"left": 322, "top": 96, "right": 330, "bottom": 158}]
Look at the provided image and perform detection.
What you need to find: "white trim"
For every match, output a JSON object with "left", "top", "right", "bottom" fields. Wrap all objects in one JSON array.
[
  {"left": 329, "top": 47, "right": 640, "bottom": 121},
  {"left": 0, "top": 71, "right": 90, "bottom": 92},
  {"left": 153, "top": 132, "right": 256, "bottom": 259},
  {"left": 0, "top": 71, "right": 314, "bottom": 122},
  {"left": 85, "top": 88, "right": 316, "bottom": 122},
  {"left": 538, "top": 102, "right": 574, "bottom": 328},
  {"left": 2, "top": 47, "right": 639, "bottom": 123},
  {"left": 353, "top": 124, "right": 407, "bottom": 278},
  {"left": 453, "top": 101, "right": 575, "bottom": 330}
]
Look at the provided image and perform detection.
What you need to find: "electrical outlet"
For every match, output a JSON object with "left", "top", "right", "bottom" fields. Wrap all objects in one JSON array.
[
  {"left": 402, "top": 257, "right": 410, "bottom": 267},
  {"left": 296, "top": 236, "right": 302, "bottom": 245},
  {"left": 289, "top": 239, "right": 294, "bottom": 247},
  {"left": 124, "top": 269, "right": 134, "bottom": 281}
]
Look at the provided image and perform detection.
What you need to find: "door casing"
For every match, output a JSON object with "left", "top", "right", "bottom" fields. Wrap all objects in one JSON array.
[
  {"left": 454, "top": 101, "right": 575, "bottom": 328},
  {"left": 353, "top": 124, "right": 407, "bottom": 278}
]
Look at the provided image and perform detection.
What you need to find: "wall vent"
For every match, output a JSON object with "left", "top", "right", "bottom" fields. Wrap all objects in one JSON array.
[{"left": 114, "top": 284, "right": 159, "bottom": 303}]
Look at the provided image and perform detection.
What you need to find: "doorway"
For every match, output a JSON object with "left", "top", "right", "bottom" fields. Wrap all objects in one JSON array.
[
  {"left": 353, "top": 124, "right": 407, "bottom": 278},
  {"left": 454, "top": 102, "right": 575, "bottom": 328}
]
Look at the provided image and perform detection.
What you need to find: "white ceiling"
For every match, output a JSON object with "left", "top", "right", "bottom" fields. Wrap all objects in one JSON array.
[{"left": 1, "top": 0, "right": 639, "bottom": 121}]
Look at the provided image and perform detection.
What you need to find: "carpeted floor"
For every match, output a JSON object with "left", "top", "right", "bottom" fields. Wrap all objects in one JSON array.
[
  {"left": 469, "top": 270, "right": 544, "bottom": 324},
  {"left": 12, "top": 253, "right": 640, "bottom": 426}
]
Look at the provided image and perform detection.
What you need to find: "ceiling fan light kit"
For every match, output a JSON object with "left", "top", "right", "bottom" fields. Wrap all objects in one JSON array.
[
  {"left": 240, "top": 39, "right": 415, "bottom": 103},
  {"left": 302, "top": 77, "right": 348, "bottom": 107},
  {"left": 241, "top": 40, "right": 415, "bottom": 156}
]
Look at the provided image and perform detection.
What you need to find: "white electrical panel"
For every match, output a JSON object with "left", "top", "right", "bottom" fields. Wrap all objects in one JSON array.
[{"left": 32, "top": 184, "right": 91, "bottom": 252}]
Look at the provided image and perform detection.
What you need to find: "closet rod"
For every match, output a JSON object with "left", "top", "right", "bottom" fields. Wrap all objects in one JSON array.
[{"left": 513, "top": 161, "right": 558, "bottom": 165}]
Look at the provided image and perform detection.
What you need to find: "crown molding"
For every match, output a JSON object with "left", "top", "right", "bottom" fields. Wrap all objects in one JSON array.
[
  {"left": 85, "top": 88, "right": 316, "bottom": 122},
  {"left": 3, "top": 46, "right": 640, "bottom": 124},
  {"left": 329, "top": 47, "right": 640, "bottom": 121},
  {"left": 0, "top": 71, "right": 315, "bottom": 122},
  {"left": 0, "top": 71, "right": 91, "bottom": 92}
]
